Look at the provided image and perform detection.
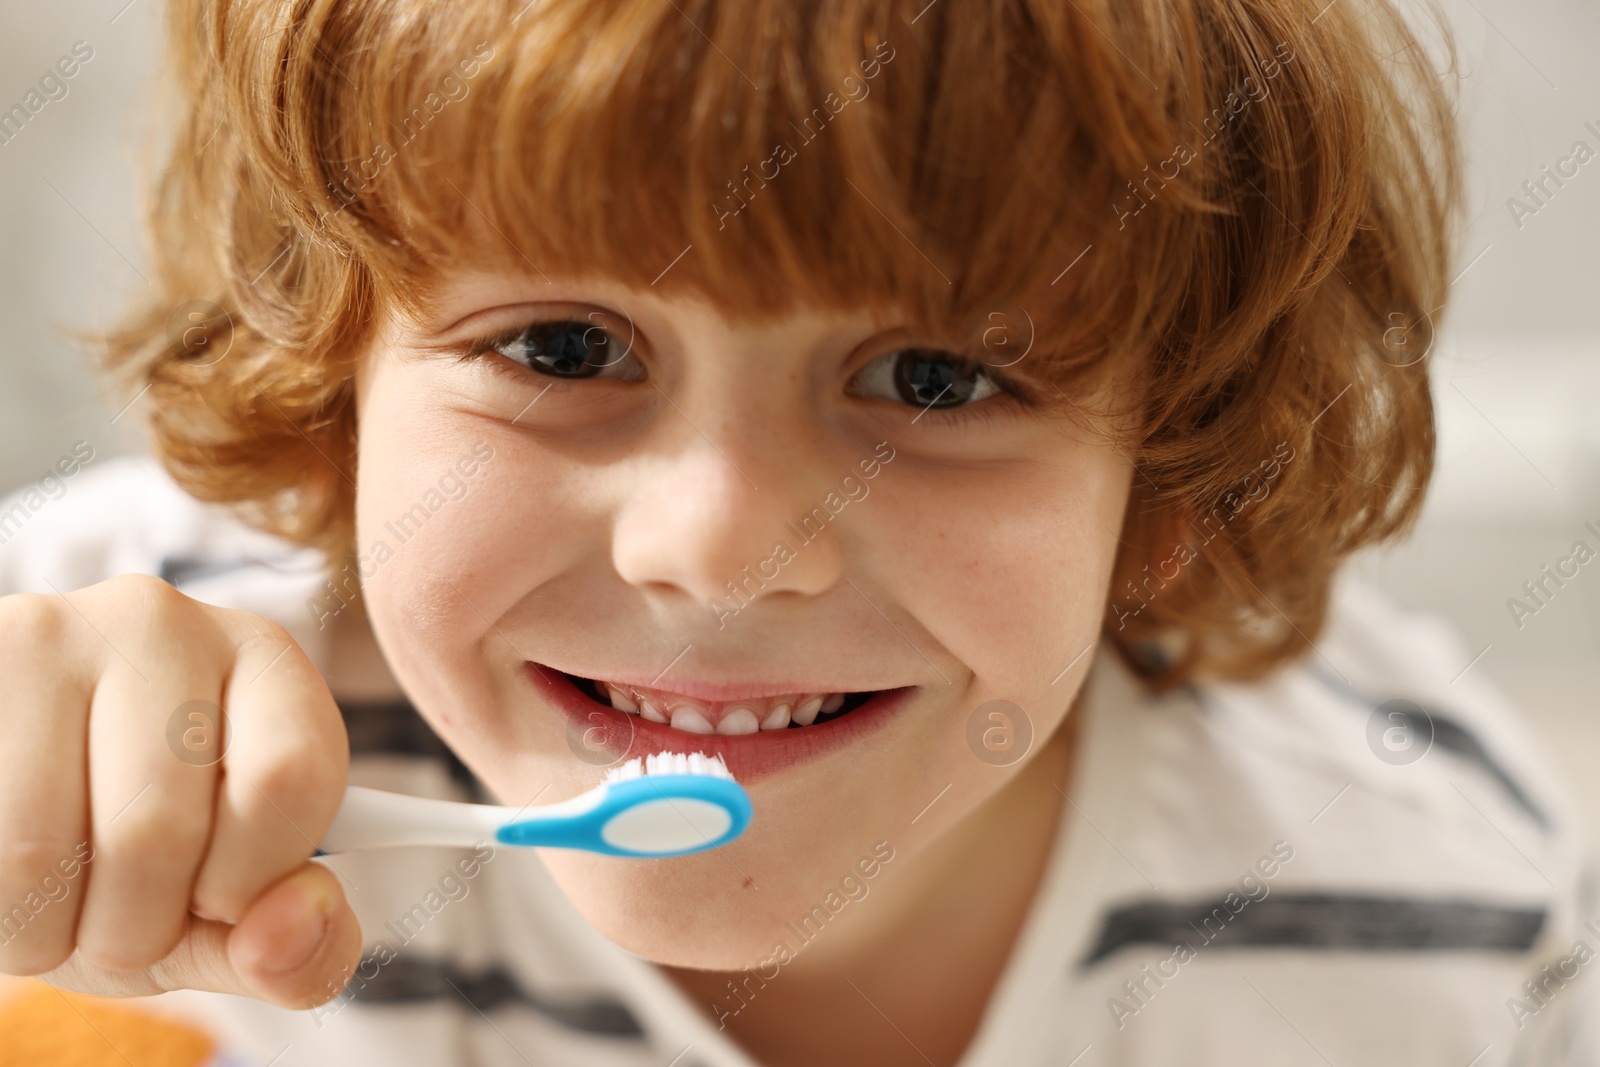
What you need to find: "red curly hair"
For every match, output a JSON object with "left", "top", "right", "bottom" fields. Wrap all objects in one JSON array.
[{"left": 96, "top": 0, "right": 1461, "bottom": 690}]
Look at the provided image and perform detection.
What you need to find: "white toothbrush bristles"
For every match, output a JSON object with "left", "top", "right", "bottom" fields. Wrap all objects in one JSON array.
[{"left": 604, "top": 750, "right": 736, "bottom": 782}]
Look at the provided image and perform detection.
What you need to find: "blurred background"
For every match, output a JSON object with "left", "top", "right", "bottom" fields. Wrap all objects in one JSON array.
[{"left": 1, "top": 0, "right": 1597, "bottom": 838}]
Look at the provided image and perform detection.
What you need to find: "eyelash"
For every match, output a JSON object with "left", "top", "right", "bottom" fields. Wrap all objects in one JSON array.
[
  {"left": 448, "top": 320, "right": 1030, "bottom": 425},
  {"left": 447, "top": 325, "right": 611, "bottom": 403}
]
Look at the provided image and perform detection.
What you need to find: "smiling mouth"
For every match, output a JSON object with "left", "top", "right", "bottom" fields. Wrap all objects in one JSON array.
[
  {"left": 528, "top": 664, "right": 917, "bottom": 781},
  {"left": 559, "top": 671, "right": 879, "bottom": 736}
]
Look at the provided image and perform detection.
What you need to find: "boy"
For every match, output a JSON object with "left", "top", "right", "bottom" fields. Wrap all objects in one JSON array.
[{"left": 0, "top": 0, "right": 1593, "bottom": 1063}]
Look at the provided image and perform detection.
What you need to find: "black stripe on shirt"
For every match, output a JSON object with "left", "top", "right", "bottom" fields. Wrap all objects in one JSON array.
[
  {"left": 339, "top": 955, "right": 646, "bottom": 1037},
  {"left": 336, "top": 698, "right": 483, "bottom": 793},
  {"left": 1078, "top": 892, "right": 1547, "bottom": 967},
  {"left": 157, "top": 552, "right": 314, "bottom": 588},
  {"left": 1306, "top": 663, "right": 1550, "bottom": 830},
  {"left": 158, "top": 554, "right": 252, "bottom": 588}
]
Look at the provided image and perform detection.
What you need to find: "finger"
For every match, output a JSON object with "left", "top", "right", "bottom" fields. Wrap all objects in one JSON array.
[
  {"left": 75, "top": 587, "right": 226, "bottom": 971},
  {"left": 190, "top": 616, "right": 349, "bottom": 924},
  {"left": 227, "top": 861, "right": 364, "bottom": 1008},
  {"left": 40, "top": 862, "right": 362, "bottom": 1008},
  {"left": 0, "top": 595, "right": 94, "bottom": 975}
]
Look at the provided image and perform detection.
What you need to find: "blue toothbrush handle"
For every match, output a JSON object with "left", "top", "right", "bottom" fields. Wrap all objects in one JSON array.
[{"left": 316, "top": 777, "right": 751, "bottom": 858}]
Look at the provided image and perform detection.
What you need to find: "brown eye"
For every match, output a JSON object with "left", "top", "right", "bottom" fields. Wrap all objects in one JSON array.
[
  {"left": 500, "top": 320, "right": 606, "bottom": 377},
  {"left": 850, "top": 348, "right": 1002, "bottom": 409},
  {"left": 491, "top": 318, "right": 643, "bottom": 380}
]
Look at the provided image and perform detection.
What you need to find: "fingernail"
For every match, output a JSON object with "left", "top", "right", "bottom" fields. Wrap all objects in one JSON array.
[{"left": 257, "top": 882, "right": 333, "bottom": 974}]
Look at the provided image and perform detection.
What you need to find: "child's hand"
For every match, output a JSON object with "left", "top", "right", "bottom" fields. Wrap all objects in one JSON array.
[{"left": 0, "top": 575, "right": 362, "bottom": 1008}]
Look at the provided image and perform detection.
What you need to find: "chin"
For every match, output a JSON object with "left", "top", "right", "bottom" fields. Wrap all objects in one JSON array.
[
  {"left": 537, "top": 848, "right": 800, "bottom": 969},
  {"left": 412, "top": 655, "right": 935, "bottom": 969}
]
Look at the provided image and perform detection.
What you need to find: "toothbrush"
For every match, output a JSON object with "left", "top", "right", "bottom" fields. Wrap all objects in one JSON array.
[{"left": 315, "top": 751, "right": 752, "bottom": 858}]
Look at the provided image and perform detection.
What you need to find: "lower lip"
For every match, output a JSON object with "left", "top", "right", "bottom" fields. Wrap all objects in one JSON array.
[{"left": 522, "top": 662, "right": 916, "bottom": 783}]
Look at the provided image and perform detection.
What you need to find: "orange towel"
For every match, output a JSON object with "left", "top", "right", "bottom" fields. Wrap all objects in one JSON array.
[{"left": 0, "top": 980, "right": 215, "bottom": 1067}]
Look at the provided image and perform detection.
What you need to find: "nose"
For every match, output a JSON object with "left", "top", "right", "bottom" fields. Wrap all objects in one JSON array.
[{"left": 611, "top": 412, "right": 846, "bottom": 614}]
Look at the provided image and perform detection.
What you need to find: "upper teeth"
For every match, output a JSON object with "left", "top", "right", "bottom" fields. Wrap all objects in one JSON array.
[
  {"left": 598, "top": 681, "right": 856, "bottom": 735},
  {"left": 792, "top": 696, "right": 824, "bottom": 726}
]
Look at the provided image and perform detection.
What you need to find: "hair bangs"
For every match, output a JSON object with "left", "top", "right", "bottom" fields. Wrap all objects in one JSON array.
[{"left": 238, "top": 0, "right": 1215, "bottom": 405}]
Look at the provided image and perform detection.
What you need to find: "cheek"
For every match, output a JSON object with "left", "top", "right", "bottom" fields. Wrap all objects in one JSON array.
[
  {"left": 875, "top": 453, "right": 1128, "bottom": 711},
  {"left": 358, "top": 437, "right": 554, "bottom": 626},
  {"left": 355, "top": 361, "right": 576, "bottom": 627},
  {"left": 351, "top": 378, "right": 590, "bottom": 779}
]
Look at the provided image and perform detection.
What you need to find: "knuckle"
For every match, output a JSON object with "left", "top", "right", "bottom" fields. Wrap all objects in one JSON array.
[
  {"left": 233, "top": 616, "right": 329, "bottom": 695},
  {"left": 250, "top": 747, "right": 342, "bottom": 819},
  {"left": 235, "top": 612, "right": 296, "bottom": 655},
  {"left": 0, "top": 837, "right": 89, "bottom": 905},
  {"left": 103, "top": 801, "right": 207, "bottom": 864},
  {"left": 97, "top": 572, "right": 194, "bottom": 630},
  {"left": 0, "top": 593, "right": 69, "bottom": 658},
  {"left": 228, "top": 608, "right": 324, "bottom": 679}
]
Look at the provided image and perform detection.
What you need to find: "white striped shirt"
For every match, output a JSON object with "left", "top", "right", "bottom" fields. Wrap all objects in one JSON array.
[{"left": 2, "top": 455, "right": 1595, "bottom": 1066}]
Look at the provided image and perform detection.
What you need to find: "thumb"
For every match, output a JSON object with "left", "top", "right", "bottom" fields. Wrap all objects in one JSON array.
[
  {"left": 226, "top": 862, "right": 364, "bottom": 1008},
  {"left": 148, "top": 862, "right": 363, "bottom": 1009}
]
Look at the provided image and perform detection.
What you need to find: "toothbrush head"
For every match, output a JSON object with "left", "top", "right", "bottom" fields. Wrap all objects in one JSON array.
[
  {"left": 603, "top": 750, "right": 736, "bottom": 783},
  {"left": 495, "top": 750, "right": 753, "bottom": 857}
]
